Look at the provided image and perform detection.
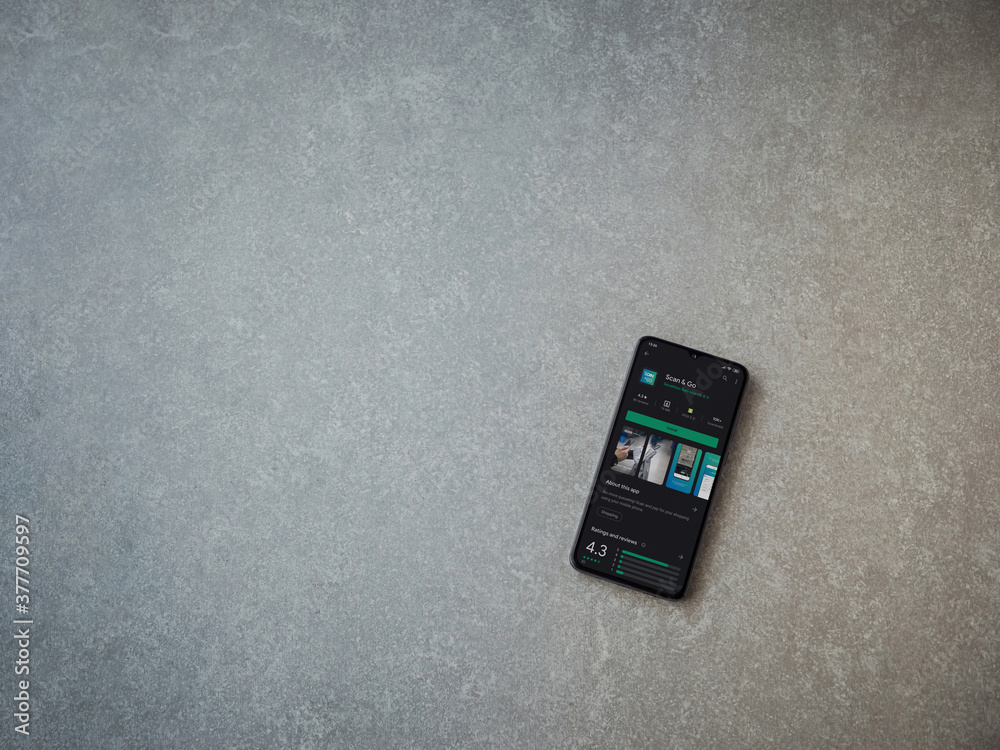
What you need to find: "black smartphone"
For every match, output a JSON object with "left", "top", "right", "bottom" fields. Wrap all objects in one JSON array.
[{"left": 571, "top": 336, "right": 749, "bottom": 599}]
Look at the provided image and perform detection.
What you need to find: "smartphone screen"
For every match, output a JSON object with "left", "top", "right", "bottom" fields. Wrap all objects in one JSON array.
[{"left": 571, "top": 336, "right": 749, "bottom": 599}]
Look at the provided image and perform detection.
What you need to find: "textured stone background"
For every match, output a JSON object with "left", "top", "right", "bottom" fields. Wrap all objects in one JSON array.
[{"left": 2, "top": 1, "right": 998, "bottom": 747}]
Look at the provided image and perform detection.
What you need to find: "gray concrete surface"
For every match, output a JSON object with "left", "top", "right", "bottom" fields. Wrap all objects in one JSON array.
[{"left": 2, "top": 1, "right": 999, "bottom": 747}]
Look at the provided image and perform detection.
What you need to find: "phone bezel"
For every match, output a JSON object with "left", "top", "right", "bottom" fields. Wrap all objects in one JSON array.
[{"left": 569, "top": 335, "right": 750, "bottom": 600}]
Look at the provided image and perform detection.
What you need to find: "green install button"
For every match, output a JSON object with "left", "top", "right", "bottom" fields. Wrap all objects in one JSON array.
[{"left": 624, "top": 410, "right": 719, "bottom": 449}]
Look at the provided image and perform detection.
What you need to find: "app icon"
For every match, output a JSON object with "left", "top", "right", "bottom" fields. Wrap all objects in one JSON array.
[{"left": 640, "top": 369, "right": 657, "bottom": 386}]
